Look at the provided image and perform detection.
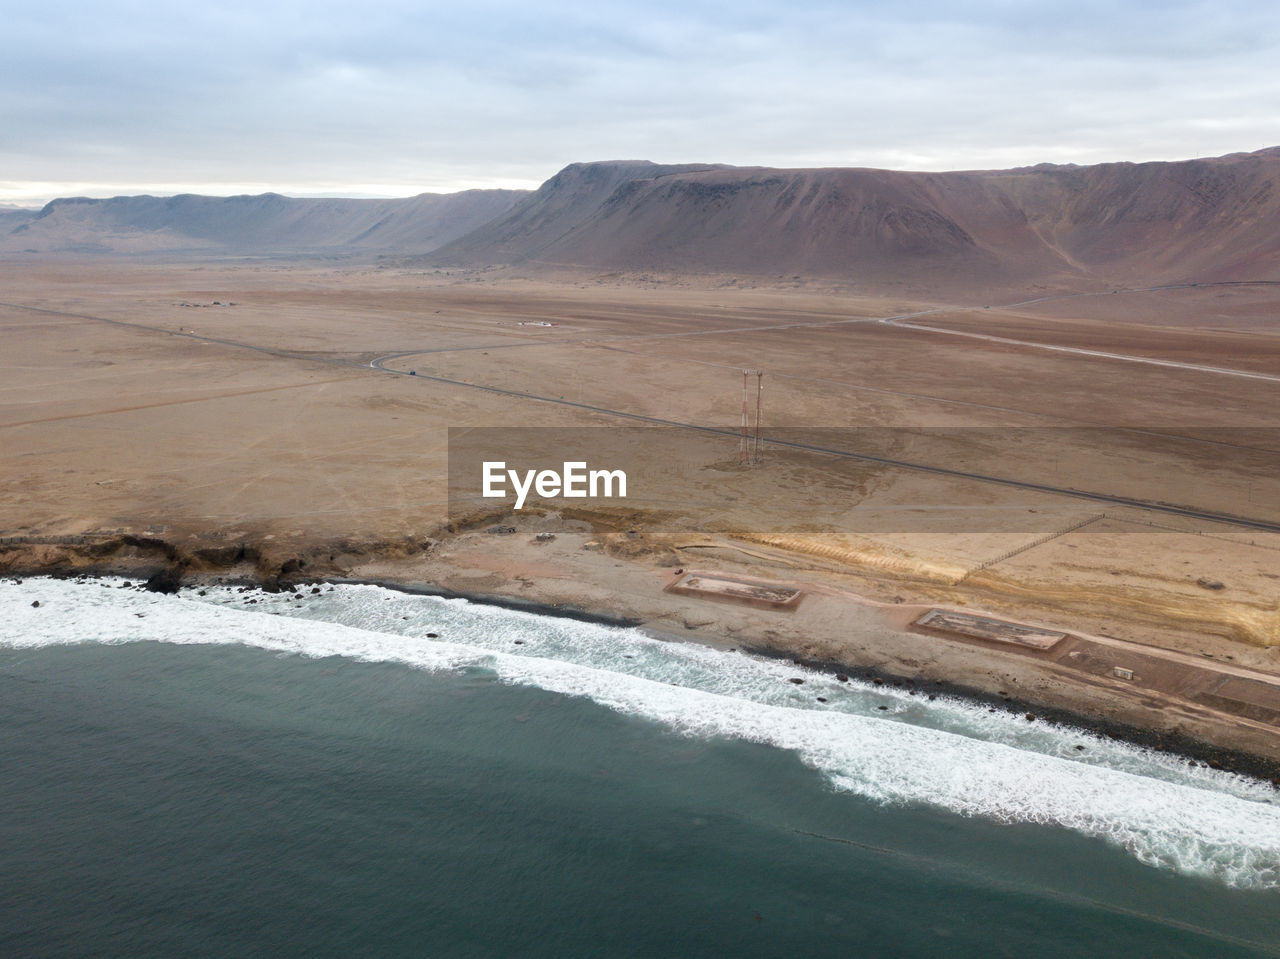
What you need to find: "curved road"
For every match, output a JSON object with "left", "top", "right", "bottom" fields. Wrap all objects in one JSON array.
[
  {"left": 368, "top": 280, "right": 1280, "bottom": 533},
  {"left": 368, "top": 353, "right": 1280, "bottom": 536},
  {"left": 5, "top": 283, "right": 1278, "bottom": 535},
  {"left": 879, "top": 281, "right": 1280, "bottom": 383}
]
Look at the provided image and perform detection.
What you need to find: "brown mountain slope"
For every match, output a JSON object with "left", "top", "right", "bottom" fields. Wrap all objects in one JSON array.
[
  {"left": 989, "top": 148, "right": 1280, "bottom": 282},
  {"left": 8, "top": 148, "right": 1278, "bottom": 288},
  {"left": 431, "top": 161, "right": 728, "bottom": 265},
  {"left": 2, "top": 189, "right": 528, "bottom": 255},
  {"left": 429, "top": 148, "right": 1280, "bottom": 290}
]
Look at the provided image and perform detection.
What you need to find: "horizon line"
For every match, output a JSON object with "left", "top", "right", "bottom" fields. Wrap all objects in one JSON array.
[{"left": 4, "top": 144, "right": 1277, "bottom": 208}]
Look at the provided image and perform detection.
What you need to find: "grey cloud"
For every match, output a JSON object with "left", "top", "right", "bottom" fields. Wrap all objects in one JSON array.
[{"left": 3, "top": 0, "right": 1278, "bottom": 202}]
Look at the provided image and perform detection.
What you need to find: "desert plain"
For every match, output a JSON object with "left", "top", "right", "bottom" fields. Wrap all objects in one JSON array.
[{"left": 3, "top": 252, "right": 1279, "bottom": 768}]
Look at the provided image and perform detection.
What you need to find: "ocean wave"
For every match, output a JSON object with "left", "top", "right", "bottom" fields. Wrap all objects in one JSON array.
[{"left": 4, "top": 576, "right": 1280, "bottom": 890}]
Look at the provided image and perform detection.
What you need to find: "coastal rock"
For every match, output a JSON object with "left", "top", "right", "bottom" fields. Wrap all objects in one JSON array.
[
  {"left": 144, "top": 566, "right": 184, "bottom": 594},
  {"left": 682, "top": 618, "right": 715, "bottom": 629}
]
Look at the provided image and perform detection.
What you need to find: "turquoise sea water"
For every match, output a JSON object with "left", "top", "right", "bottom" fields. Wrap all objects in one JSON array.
[{"left": 3, "top": 578, "right": 1280, "bottom": 957}]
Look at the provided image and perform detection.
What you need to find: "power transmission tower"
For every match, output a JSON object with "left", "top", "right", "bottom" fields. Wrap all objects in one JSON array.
[
  {"left": 739, "top": 369, "right": 764, "bottom": 465},
  {"left": 753, "top": 369, "right": 764, "bottom": 465}
]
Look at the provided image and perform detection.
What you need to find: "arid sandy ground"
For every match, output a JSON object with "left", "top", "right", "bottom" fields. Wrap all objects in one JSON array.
[{"left": 3, "top": 258, "right": 1279, "bottom": 759}]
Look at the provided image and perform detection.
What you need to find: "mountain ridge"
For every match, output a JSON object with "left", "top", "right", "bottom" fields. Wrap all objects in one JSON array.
[
  {"left": 3, "top": 189, "right": 528, "bottom": 255},
  {"left": 424, "top": 148, "right": 1280, "bottom": 289},
  {"left": 6, "top": 148, "right": 1279, "bottom": 292}
]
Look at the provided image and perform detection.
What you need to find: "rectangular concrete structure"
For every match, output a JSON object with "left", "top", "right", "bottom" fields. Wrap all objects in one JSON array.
[
  {"left": 666, "top": 573, "right": 803, "bottom": 610},
  {"left": 914, "top": 609, "right": 1066, "bottom": 650}
]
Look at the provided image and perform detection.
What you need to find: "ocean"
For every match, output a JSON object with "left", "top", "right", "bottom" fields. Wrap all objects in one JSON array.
[{"left": 2, "top": 577, "right": 1279, "bottom": 958}]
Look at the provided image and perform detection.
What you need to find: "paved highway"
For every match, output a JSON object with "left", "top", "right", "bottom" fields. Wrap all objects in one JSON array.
[
  {"left": 367, "top": 353, "right": 1280, "bottom": 535},
  {"left": 5, "top": 284, "right": 1278, "bottom": 535},
  {"left": 877, "top": 281, "right": 1280, "bottom": 383}
]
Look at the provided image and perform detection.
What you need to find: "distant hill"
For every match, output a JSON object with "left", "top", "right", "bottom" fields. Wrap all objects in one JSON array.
[
  {"left": 426, "top": 148, "right": 1280, "bottom": 290},
  {"left": 0, "top": 205, "right": 38, "bottom": 235},
  {"left": 7, "top": 149, "right": 1280, "bottom": 291},
  {"left": 1, "top": 189, "right": 528, "bottom": 255}
]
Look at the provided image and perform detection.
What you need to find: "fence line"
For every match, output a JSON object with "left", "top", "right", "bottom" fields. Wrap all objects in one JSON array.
[{"left": 955, "top": 513, "right": 1106, "bottom": 584}]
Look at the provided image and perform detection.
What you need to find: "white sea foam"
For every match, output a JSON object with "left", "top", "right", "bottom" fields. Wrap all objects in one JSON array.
[{"left": 4, "top": 576, "right": 1280, "bottom": 890}]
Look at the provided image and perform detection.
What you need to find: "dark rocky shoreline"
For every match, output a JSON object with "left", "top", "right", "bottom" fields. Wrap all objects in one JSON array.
[{"left": 6, "top": 540, "right": 1280, "bottom": 787}]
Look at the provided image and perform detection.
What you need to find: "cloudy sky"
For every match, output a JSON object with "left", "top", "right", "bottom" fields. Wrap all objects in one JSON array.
[{"left": 3, "top": 0, "right": 1278, "bottom": 203}]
